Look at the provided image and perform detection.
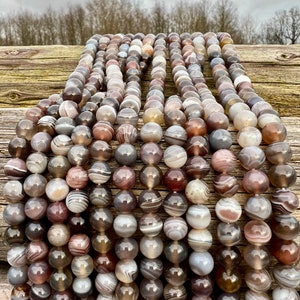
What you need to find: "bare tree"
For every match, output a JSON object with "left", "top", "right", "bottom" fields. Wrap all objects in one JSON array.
[{"left": 261, "top": 6, "right": 300, "bottom": 44}]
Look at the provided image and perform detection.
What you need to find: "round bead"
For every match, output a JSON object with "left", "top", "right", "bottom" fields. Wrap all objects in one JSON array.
[
  {"left": 4, "top": 158, "right": 27, "bottom": 180},
  {"left": 265, "top": 142, "right": 292, "bottom": 164},
  {"left": 164, "top": 240, "right": 188, "bottom": 264},
  {"left": 30, "top": 132, "right": 52, "bottom": 153},
  {"left": 95, "top": 272, "right": 118, "bottom": 296},
  {"left": 92, "top": 233, "right": 112, "bottom": 254},
  {"left": 115, "top": 259, "right": 138, "bottom": 283},
  {"left": 140, "top": 122, "right": 163, "bottom": 143},
  {"left": 115, "top": 143, "right": 137, "bottom": 166},
  {"left": 30, "top": 282, "right": 52, "bottom": 299},
  {"left": 24, "top": 197, "right": 47, "bottom": 220},
  {"left": 164, "top": 263, "right": 187, "bottom": 286},
  {"left": 215, "top": 266, "right": 242, "bottom": 293},
  {"left": 268, "top": 164, "right": 297, "bottom": 188},
  {"left": 273, "top": 264, "right": 300, "bottom": 289},
  {"left": 244, "top": 195, "right": 272, "bottom": 220},
  {"left": 164, "top": 125, "right": 187, "bottom": 146},
  {"left": 216, "top": 245, "right": 241, "bottom": 270},
  {"left": 115, "top": 282, "right": 139, "bottom": 300},
  {"left": 233, "top": 110, "right": 257, "bottom": 130},
  {"left": 209, "top": 129, "right": 233, "bottom": 151},
  {"left": 139, "top": 213, "right": 163, "bottom": 237},
  {"left": 89, "top": 207, "right": 113, "bottom": 232},
  {"left": 47, "top": 223, "right": 70, "bottom": 247},
  {"left": 67, "top": 145, "right": 89, "bottom": 166},
  {"left": 88, "top": 161, "right": 111, "bottom": 184},
  {"left": 115, "top": 238, "right": 139, "bottom": 260},
  {"left": 46, "top": 178, "right": 69, "bottom": 202},
  {"left": 113, "top": 166, "right": 136, "bottom": 190},
  {"left": 55, "top": 117, "right": 76, "bottom": 136},
  {"left": 272, "top": 286, "right": 300, "bottom": 300},
  {"left": 115, "top": 123, "right": 138, "bottom": 144},
  {"left": 23, "top": 173, "right": 47, "bottom": 197},
  {"left": 238, "top": 146, "right": 266, "bottom": 170},
  {"left": 215, "top": 197, "right": 242, "bottom": 223},
  {"left": 3, "top": 203, "right": 26, "bottom": 226},
  {"left": 7, "top": 245, "right": 27, "bottom": 267},
  {"left": 92, "top": 121, "right": 114, "bottom": 142},
  {"left": 261, "top": 122, "right": 287, "bottom": 144},
  {"left": 140, "top": 278, "right": 164, "bottom": 300},
  {"left": 138, "top": 189, "right": 163, "bottom": 213},
  {"left": 271, "top": 189, "right": 299, "bottom": 214},
  {"left": 139, "top": 165, "right": 162, "bottom": 189},
  {"left": 188, "top": 228, "right": 213, "bottom": 251},
  {"left": 48, "top": 246, "right": 72, "bottom": 269},
  {"left": 51, "top": 134, "right": 73, "bottom": 156},
  {"left": 71, "top": 254, "right": 93, "bottom": 278},
  {"left": 8, "top": 136, "right": 31, "bottom": 159},
  {"left": 186, "top": 204, "right": 211, "bottom": 229},
  {"left": 184, "top": 117, "right": 207, "bottom": 137},
  {"left": 244, "top": 220, "right": 272, "bottom": 246},
  {"left": 271, "top": 239, "right": 300, "bottom": 265},
  {"left": 163, "top": 192, "right": 188, "bottom": 217},
  {"left": 217, "top": 222, "right": 241, "bottom": 246},
  {"left": 163, "top": 145, "right": 187, "bottom": 168},
  {"left": 65, "top": 190, "right": 89, "bottom": 214},
  {"left": 211, "top": 149, "right": 237, "bottom": 173},
  {"left": 72, "top": 277, "right": 93, "bottom": 298},
  {"left": 185, "top": 179, "right": 210, "bottom": 204},
  {"left": 7, "top": 265, "right": 28, "bottom": 286},
  {"left": 89, "top": 140, "right": 112, "bottom": 161},
  {"left": 89, "top": 185, "right": 112, "bottom": 207},
  {"left": 271, "top": 214, "right": 300, "bottom": 240},
  {"left": 191, "top": 275, "right": 213, "bottom": 297},
  {"left": 244, "top": 290, "right": 270, "bottom": 300},
  {"left": 140, "top": 236, "right": 164, "bottom": 259},
  {"left": 213, "top": 174, "right": 239, "bottom": 197},
  {"left": 245, "top": 269, "right": 272, "bottom": 293},
  {"left": 189, "top": 251, "right": 214, "bottom": 276},
  {"left": 25, "top": 221, "right": 47, "bottom": 241},
  {"left": 163, "top": 284, "right": 187, "bottom": 300},
  {"left": 185, "top": 156, "right": 210, "bottom": 179},
  {"left": 242, "top": 169, "right": 269, "bottom": 194},
  {"left": 113, "top": 214, "right": 137, "bottom": 238},
  {"left": 27, "top": 261, "right": 51, "bottom": 284},
  {"left": 243, "top": 244, "right": 270, "bottom": 270},
  {"left": 237, "top": 127, "right": 262, "bottom": 147},
  {"left": 3, "top": 180, "right": 24, "bottom": 203},
  {"left": 46, "top": 201, "right": 69, "bottom": 223},
  {"left": 163, "top": 168, "right": 187, "bottom": 192},
  {"left": 140, "top": 142, "right": 163, "bottom": 165},
  {"left": 163, "top": 217, "right": 188, "bottom": 241},
  {"left": 140, "top": 257, "right": 163, "bottom": 280}
]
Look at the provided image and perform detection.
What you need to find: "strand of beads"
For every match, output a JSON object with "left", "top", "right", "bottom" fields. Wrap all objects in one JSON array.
[
  {"left": 200, "top": 32, "right": 243, "bottom": 299},
  {"left": 217, "top": 32, "right": 300, "bottom": 299},
  {"left": 112, "top": 33, "right": 151, "bottom": 300},
  {"left": 213, "top": 32, "right": 276, "bottom": 299},
  {"left": 138, "top": 33, "right": 165, "bottom": 300}
]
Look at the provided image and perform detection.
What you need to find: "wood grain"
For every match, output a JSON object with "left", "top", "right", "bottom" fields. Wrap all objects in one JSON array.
[{"left": 0, "top": 44, "right": 300, "bottom": 297}]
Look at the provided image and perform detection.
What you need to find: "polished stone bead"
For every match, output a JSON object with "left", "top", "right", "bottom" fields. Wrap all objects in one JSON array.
[
  {"left": 163, "top": 216, "right": 188, "bottom": 241},
  {"left": 24, "top": 197, "right": 47, "bottom": 220},
  {"left": 76, "top": 110, "right": 96, "bottom": 127},
  {"left": 30, "top": 132, "right": 52, "bottom": 153},
  {"left": 89, "top": 140, "right": 112, "bottom": 162},
  {"left": 113, "top": 190, "right": 136, "bottom": 213},
  {"left": 66, "top": 190, "right": 89, "bottom": 214},
  {"left": 140, "top": 142, "right": 163, "bottom": 165},
  {"left": 58, "top": 100, "right": 79, "bottom": 119},
  {"left": 140, "top": 278, "right": 164, "bottom": 300},
  {"left": 206, "top": 111, "right": 229, "bottom": 132},
  {"left": 28, "top": 261, "right": 51, "bottom": 284},
  {"left": 48, "top": 246, "right": 72, "bottom": 269},
  {"left": 4, "top": 226, "right": 25, "bottom": 246},
  {"left": 93, "top": 251, "right": 117, "bottom": 274},
  {"left": 215, "top": 197, "right": 242, "bottom": 223},
  {"left": 139, "top": 213, "right": 163, "bottom": 237},
  {"left": 140, "top": 122, "right": 163, "bottom": 143},
  {"left": 261, "top": 122, "right": 287, "bottom": 144},
  {"left": 211, "top": 149, "right": 237, "bottom": 174},
  {"left": 209, "top": 129, "right": 233, "bottom": 151},
  {"left": 89, "top": 207, "right": 113, "bottom": 232},
  {"left": 271, "top": 189, "right": 299, "bottom": 214},
  {"left": 115, "top": 143, "right": 137, "bottom": 166},
  {"left": 140, "top": 257, "right": 163, "bottom": 280},
  {"left": 117, "top": 107, "right": 139, "bottom": 126},
  {"left": 50, "top": 289, "right": 74, "bottom": 300},
  {"left": 143, "top": 107, "right": 164, "bottom": 125},
  {"left": 188, "top": 228, "right": 213, "bottom": 251},
  {"left": 46, "top": 201, "right": 69, "bottom": 223},
  {"left": 23, "top": 173, "right": 47, "bottom": 197},
  {"left": 49, "top": 268, "right": 73, "bottom": 292},
  {"left": 67, "top": 145, "right": 89, "bottom": 166},
  {"left": 189, "top": 251, "right": 214, "bottom": 276},
  {"left": 113, "top": 166, "right": 136, "bottom": 190},
  {"left": 164, "top": 125, "right": 187, "bottom": 146},
  {"left": 191, "top": 275, "right": 213, "bottom": 297},
  {"left": 244, "top": 220, "right": 272, "bottom": 246},
  {"left": 138, "top": 189, "right": 163, "bottom": 213},
  {"left": 215, "top": 266, "right": 242, "bottom": 293},
  {"left": 268, "top": 164, "right": 297, "bottom": 188},
  {"left": 258, "top": 113, "right": 281, "bottom": 129},
  {"left": 8, "top": 136, "right": 31, "bottom": 159},
  {"left": 95, "top": 272, "right": 118, "bottom": 296},
  {"left": 185, "top": 156, "right": 210, "bottom": 179},
  {"left": 163, "top": 284, "right": 187, "bottom": 300},
  {"left": 115, "top": 258, "right": 138, "bottom": 283},
  {"left": 271, "top": 239, "right": 300, "bottom": 265},
  {"left": 115, "top": 123, "right": 138, "bottom": 144},
  {"left": 243, "top": 244, "right": 270, "bottom": 270},
  {"left": 26, "top": 240, "right": 49, "bottom": 263},
  {"left": 163, "top": 192, "right": 188, "bottom": 217},
  {"left": 96, "top": 105, "right": 117, "bottom": 124},
  {"left": 71, "top": 254, "right": 93, "bottom": 278},
  {"left": 3, "top": 180, "right": 24, "bottom": 203},
  {"left": 265, "top": 142, "right": 292, "bottom": 165},
  {"left": 273, "top": 264, "right": 300, "bottom": 289},
  {"left": 271, "top": 214, "right": 300, "bottom": 240},
  {"left": 164, "top": 240, "right": 188, "bottom": 265},
  {"left": 48, "top": 155, "right": 71, "bottom": 178},
  {"left": 16, "top": 119, "right": 36, "bottom": 140},
  {"left": 4, "top": 158, "right": 27, "bottom": 180},
  {"left": 238, "top": 146, "right": 266, "bottom": 170},
  {"left": 66, "top": 166, "right": 89, "bottom": 189},
  {"left": 245, "top": 290, "right": 270, "bottom": 300},
  {"left": 186, "top": 136, "right": 209, "bottom": 156},
  {"left": 163, "top": 145, "right": 187, "bottom": 168},
  {"left": 185, "top": 179, "right": 210, "bottom": 204},
  {"left": 233, "top": 110, "right": 257, "bottom": 130},
  {"left": 50, "top": 134, "right": 73, "bottom": 155},
  {"left": 245, "top": 268, "right": 272, "bottom": 292},
  {"left": 7, "top": 265, "right": 28, "bottom": 286},
  {"left": 218, "top": 292, "right": 240, "bottom": 300},
  {"left": 91, "top": 232, "right": 112, "bottom": 254},
  {"left": 55, "top": 117, "right": 76, "bottom": 136},
  {"left": 216, "top": 245, "right": 241, "bottom": 270},
  {"left": 164, "top": 263, "right": 188, "bottom": 286},
  {"left": 163, "top": 168, "right": 187, "bottom": 192},
  {"left": 242, "top": 169, "right": 269, "bottom": 194},
  {"left": 115, "top": 282, "right": 139, "bottom": 300},
  {"left": 92, "top": 121, "right": 115, "bottom": 142},
  {"left": 237, "top": 127, "right": 262, "bottom": 147},
  {"left": 113, "top": 214, "right": 137, "bottom": 238},
  {"left": 88, "top": 161, "right": 111, "bottom": 185},
  {"left": 115, "top": 237, "right": 139, "bottom": 260},
  {"left": 186, "top": 204, "right": 211, "bottom": 229},
  {"left": 213, "top": 174, "right": 239, "bottom": 197},
  {"left": 184, "top": 117, "right": 207, "bottom": 137},
  {"left": 47, "top": 223, "right": 70, "bottom": 247},
  {"left": 29, "top": 282, "right": 52, "bottom": 299},
  {"left": 140, "top": 165, "right": 162, "bottom": 189},
  {"left": 25, "top": 221, "right": 47, "bottom": 241},
  {"left": 89, "top": 184, "right": 112, "bottom": 208},
  {"left": 7, "top": 244, "right": 27, "bottom": 267},
  {"left": 272, "top": 286, "right": 300, "bottom": 300},
  {"left": 3, "top": 203, "right": 26, "bottom": 226},
  {"left": 217, "top": 222, "right": 241, "bottom": 246},
  {"left": 140, "top": 236, "right": 163, "bottom": 259}
]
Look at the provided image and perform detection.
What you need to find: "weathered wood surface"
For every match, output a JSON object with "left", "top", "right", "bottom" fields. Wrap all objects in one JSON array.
[{"left": 0, "top": 45, "right": 300, "bottom": 297}]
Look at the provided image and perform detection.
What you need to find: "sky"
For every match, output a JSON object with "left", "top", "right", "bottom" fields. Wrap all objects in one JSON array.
[{"left": 0, "top": 0, "right": 299, "bottom": 22}]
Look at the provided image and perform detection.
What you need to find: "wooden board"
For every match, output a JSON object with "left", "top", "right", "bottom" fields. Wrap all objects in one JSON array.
[{"left": 0, "top": 44, "right": 300, "bottom": 297}]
